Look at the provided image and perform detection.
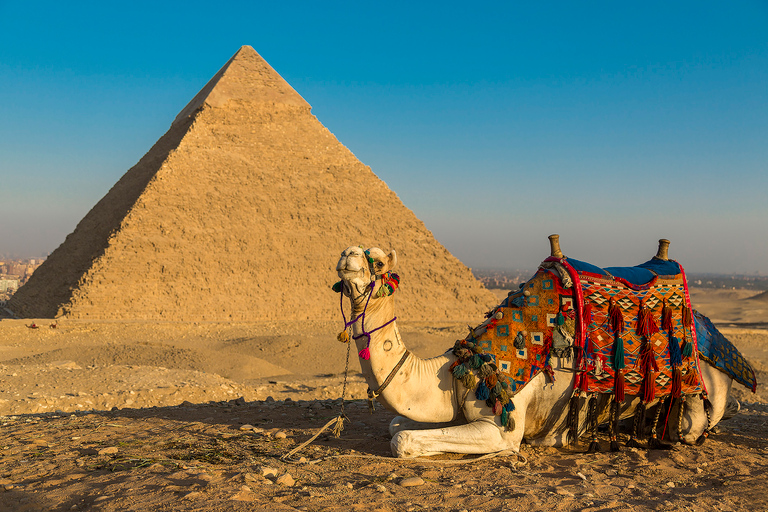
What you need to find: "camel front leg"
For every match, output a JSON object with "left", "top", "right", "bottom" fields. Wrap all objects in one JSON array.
[
  {"left": 389, "top": 415, "right": 466, "bottom": 437},
  {"left": 390, "top": 418, "right": 522, "bottom": 458}
]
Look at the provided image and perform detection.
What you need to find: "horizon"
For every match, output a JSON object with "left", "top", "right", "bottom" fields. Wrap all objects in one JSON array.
[{"left": 1, "top": 2, "right": 766, "bottom": 274}]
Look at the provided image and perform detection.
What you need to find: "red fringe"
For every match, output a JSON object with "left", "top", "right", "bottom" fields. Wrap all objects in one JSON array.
[
  {"left": 492, "top": 399, "right": 503, "bottom": 415},
  {"left": 683, "top": 367, "right": 699, "bottom": 386},
  {"left": 637, "top": 301, "right": 660, "bottom": 337},
  {"left": 614, "top": 370, "right": 625, "bottom": 403},
  {"left": 579, "top": 368, "right": 590, "bottom": 394},
  {"left": 640, "top": 343, "right": 659, "bottom": 403},
  {"left": 682, "top": 305, "right": 692, "bottom": 329},
  {"left": 608, "top": 299, "right": 624, "bottom": 333},
  {"left": 672, "top": 367, "right": 682, "bottom": 397},
  {"left": 661, "top": 300, "right": 674, "bottom": 331}
]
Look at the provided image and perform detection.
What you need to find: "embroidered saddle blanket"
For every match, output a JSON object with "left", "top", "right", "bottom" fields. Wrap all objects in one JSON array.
[
  {"left": 694, "top": 311, "right": 757, "bottom": 391},
  {"left": 453, "top": 254, "right": 757, "bottom": 420}
]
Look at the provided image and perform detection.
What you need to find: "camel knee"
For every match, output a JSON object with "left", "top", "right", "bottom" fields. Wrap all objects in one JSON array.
[{"left": 390, "top": 430, "right": 418, "bottom": 458}]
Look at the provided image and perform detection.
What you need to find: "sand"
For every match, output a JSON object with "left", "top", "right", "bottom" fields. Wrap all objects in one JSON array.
[{"left": 0, "top": 287, "right": 766, "bottom": 511}]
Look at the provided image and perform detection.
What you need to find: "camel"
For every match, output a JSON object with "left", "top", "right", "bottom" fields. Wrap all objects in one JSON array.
[{"left": 334, "top": 237, "right": 755, "bottom": 458}]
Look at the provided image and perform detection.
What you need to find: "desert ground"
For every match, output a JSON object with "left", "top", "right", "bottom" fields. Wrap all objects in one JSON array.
[{"left": 1, "top": 287, "right": 767, "bottom": 511}]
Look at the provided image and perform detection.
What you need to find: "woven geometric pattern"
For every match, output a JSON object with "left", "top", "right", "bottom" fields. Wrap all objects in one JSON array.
[
  {"left": 694, "top": 311, "right": 757, "bottom": 392},
  {"left": 581, "top": 275, "right": 703, "bottom": 397}
]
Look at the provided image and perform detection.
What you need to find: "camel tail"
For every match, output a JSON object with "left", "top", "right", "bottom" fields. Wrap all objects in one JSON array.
[{"left": 722, "top": 394, "right": 741, "bottom": 420}]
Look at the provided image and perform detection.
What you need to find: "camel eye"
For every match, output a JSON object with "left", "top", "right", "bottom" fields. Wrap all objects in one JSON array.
[{"left": 376, "top": 262, "right": 384, "bottom": 268}]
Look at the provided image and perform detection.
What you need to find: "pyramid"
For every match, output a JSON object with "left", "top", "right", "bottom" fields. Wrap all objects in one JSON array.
[{"left": 9, "top": 46, "right": 496, "bottom": 322}]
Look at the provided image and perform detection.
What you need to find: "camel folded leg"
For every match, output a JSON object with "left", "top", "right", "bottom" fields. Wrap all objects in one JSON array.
[
  {"left": 390, "top": 418, "right": 522, "bottom": 458},
  {"left": 389, "top": 415, "right": 465, "bottom": 437}
]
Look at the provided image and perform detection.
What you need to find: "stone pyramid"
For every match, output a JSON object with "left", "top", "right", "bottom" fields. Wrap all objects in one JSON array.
[{"left": 9, "top": 46, "right": 496, "bottom": 322}]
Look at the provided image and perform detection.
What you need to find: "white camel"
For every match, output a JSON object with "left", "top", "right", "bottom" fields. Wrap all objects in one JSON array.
[{"left": 335, "top": 242, "right": 748, "bottom": 458}]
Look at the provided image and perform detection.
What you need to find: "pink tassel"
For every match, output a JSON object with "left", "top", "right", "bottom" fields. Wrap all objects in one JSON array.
[{"left": 358, "top": 348, "right": 371, "bottom": 360}]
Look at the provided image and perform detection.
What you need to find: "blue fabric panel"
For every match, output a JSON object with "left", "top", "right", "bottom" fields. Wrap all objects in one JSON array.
[
  {"left": 636, "top": 258, "right": 682, "bottom": 276},
  {"left": 604, "top": 266, "right": 655, "bottom": 285},
  {"left": 566, "top": 258, "right": 608, "bottom": 276}
]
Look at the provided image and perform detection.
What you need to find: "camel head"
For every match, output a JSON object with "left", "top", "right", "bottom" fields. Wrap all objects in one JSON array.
[{"left": 336, "top": 246, "right": 398, "bottom": 301}]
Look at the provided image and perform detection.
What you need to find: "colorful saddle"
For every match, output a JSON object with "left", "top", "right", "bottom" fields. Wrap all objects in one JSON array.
[{"left": 451, "top": 249, "right": 757, "bottom": 440}]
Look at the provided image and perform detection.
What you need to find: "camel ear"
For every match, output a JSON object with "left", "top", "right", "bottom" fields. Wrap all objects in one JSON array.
[{"left": 387, "top": 250, "right": 397, "bottom": 271}]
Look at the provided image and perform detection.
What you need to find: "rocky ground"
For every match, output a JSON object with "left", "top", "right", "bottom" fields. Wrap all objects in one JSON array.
[{"left": 0, "top": 288, "right": 766, "bottom": 511}]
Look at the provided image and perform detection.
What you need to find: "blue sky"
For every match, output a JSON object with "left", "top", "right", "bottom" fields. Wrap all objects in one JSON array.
[{"left": 1, "top": 2, "right": 766, "bottom": 274}]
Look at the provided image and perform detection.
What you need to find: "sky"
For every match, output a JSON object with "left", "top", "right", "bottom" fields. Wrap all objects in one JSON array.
[{"left": 1, "top": 2, "right": 766, "bottom": 274}]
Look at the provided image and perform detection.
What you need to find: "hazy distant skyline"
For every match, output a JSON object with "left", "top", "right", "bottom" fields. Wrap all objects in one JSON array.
[{"left": 1, "top": 2, "right": 766, "bottom": 273}]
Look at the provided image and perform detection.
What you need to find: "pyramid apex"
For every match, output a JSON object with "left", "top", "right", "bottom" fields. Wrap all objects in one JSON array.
[{"left": 172, "top": 46, "right": 309, "bottom": 126}]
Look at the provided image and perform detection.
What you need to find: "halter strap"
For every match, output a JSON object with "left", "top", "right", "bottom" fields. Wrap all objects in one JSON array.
[{"left": 367, "top": 350, "right": 410, "bottom": 413}]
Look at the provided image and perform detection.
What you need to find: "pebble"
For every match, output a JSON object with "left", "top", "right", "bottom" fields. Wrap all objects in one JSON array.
[
  {"left": 399, "top": 476, "right": 425, "bottom": 487},
  {"left": 276, "top": 473, "right": 295, "bottom": 486},
  {"left": 183, "top": 491, "right": 202, "bottom": 499},
  {"left": 257, "top": 466, "right": 279, "bottom": 479},
  {"left": 605, "top": 469, "right": 617, "bottom": 476},
  {"left": 274, "top": 431, "right": 287, "bottom": 439},
  {"left": 666, "top": 481, "right": 675, "bottom": 488},
  {"left": 239, "top": 424, "right": 254, "bottom": 431},
  {"left": 375, "top": 484, "right": 387, "bottom": 493},
  {"left": 98, "top": 447, "right": 118, "bottom": 455},
  {"left": 576, "top": 472, "right": 588, "bottom": 482}
]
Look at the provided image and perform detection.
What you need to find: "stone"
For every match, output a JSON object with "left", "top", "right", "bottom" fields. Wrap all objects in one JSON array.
[
  {"left": 274, "top": 431, "right": 287, "bottom": 439},
  {"left": 399, "top": 477, "right": 425, "bottom": 487},
  {"left": 256, "top": 466, "right": 279, "bottom": 479},
  {"left": 239, "top": 424, "right": 254, "bottom": 431},
  {"left": 375, "top": 484, "right": 387, "bottom": 493},
  {"left": 98, "top": 447, "right": 118, "bottom": 455},
  {"left": 276, "top": 473, "right": 295, "bottom": 486}
]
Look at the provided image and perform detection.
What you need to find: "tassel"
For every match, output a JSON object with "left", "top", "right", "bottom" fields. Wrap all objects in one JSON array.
[
  {"left": 609, "top": 400, "right": 621, "bottom": 452},
  {"left": 358, "top": 347, "right": 370, "bottom": 360},
  {"left": 566, "top": 395, "right": 580, "bottom": 445},
  {"left": 641, "top": 342, "right": 659, "bottom": 404},
  {"left": 332, "top": 281, "right": 343, "bottom": 293},
  {"left": 501, "top": 408, "right": 508, "bottom": 426},
  {"left": 449, "top": 360, "right": 460, "bottom": 371},
  {"left": 485, "top": 373, "right": 497, "bottom": 388},
  {"left": 637, "top": 300, "right": 660, "bottom": 337},
  {"left": 583, "top": 302, "right": 593, "bottom": 327},
  {"left": 460, "top": 372, "right": 477, "bottom": 390},
  {"left": 661, "top": 299, "right": 673, "bottom": 331},
  {"left": 668, "top": 334, "right": 682, "bottom": 368},
  {"left": 475, "top": 381, "right": 490, "bottom": 401},
  {"left": 683, "top": 367, "right": 699, "bottom": 386},
  {"left": 672, "top": 367, "right": 682, "bottom": 397},
  {"left": 469, "top": 354, "right": 484, "bottom": 369},
  {"left": 614, "top": 370, "right": 625, "bottom": 403},
  {"left": 492, "top": 399, "right": 503, "bottom": 415},
  {"left": 682, "top": 338, "right": 693, "bottom": 358},
  {"left": 452, "top": 364, "right": 467, "bottom": 378},
  {"left": 337, "top": 331, "right": 350, "bottom": 343},
  {"left": 626, "top": 403, "right": 645, "bottom": 447},
  {"left": 682, "top": 304, "right": 692, "bottom": 329},
  {"left": 608, "top": 299, "right": 624, "bottom": 333},
  {"left": 479, "top": 363, "right": 493, "bottom": 379},
  {"left": 612, "top": 333, "right": 625, "bottom": 372},
  {"left": 586, "top": 396, "right": 600, "bottom": 453}
]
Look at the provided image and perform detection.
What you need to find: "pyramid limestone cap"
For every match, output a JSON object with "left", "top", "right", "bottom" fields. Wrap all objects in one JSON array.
[{"left": 172, "top": 45, "right": 309, "bottom": 126}]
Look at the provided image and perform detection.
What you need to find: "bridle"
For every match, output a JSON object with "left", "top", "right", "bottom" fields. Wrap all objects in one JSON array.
[{"left": 335, "top": 248, "right": 407, "bottom": 412}]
